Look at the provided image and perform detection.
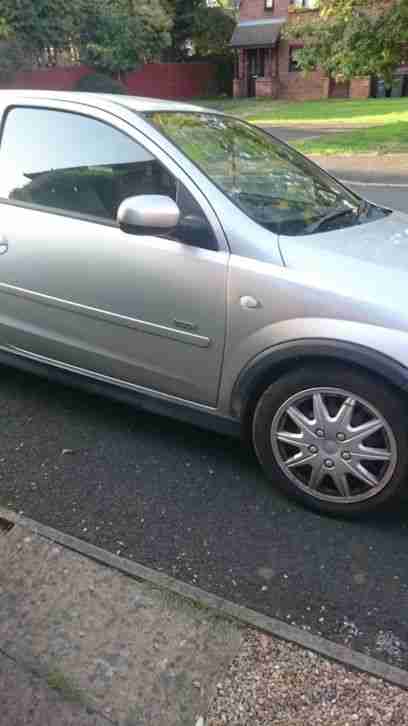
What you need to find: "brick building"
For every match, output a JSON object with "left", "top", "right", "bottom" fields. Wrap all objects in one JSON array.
[{"left": 230, "top": 0, "right": 371, "bottom": 100}]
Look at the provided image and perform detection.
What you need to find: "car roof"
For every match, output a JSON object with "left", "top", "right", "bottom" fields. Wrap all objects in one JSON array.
[{"left": 0, "top": 90, "right": 219, "bottom": 115}]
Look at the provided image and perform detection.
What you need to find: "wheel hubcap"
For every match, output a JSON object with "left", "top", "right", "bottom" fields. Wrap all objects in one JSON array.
[{"left": 270, "top": 387, "right": 398, "bottom": 504}]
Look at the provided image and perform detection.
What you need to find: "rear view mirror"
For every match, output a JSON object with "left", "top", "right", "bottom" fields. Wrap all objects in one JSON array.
[{"left": 117, "top": 195, "right": 180, "bottom": 234}]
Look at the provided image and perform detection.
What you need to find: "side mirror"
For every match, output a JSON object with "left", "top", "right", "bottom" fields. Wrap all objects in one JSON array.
[{"left": 117, "top": 195, "right": 181, "bottom": 234}]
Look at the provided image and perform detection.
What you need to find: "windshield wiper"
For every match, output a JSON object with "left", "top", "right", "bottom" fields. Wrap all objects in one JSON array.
[{"left": 306, "top": 206, "right": 357, "bottom": 234}]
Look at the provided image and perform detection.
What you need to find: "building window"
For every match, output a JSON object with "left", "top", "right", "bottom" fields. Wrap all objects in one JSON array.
[
  {"left": 289, "top": 46, "right": 302, "bottom": 73},
  {"left": 248, "top": 49, "right": 267, "bottom": 78},
  {"left": 289, "top": 0, "right": 319, "bottom": 8},
  {"left": 265, "top": 0, "right": 274, "bottom": 10}
]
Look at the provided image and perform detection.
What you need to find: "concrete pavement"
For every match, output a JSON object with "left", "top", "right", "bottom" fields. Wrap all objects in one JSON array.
[
  {"left": 310, "top": 154, "right": 408, "bottom": 214},
  {"left": 0, "top": 653, "right": 109, "bottom": 726},
  {"left": 2, "top": 512, "right": 408, "bottom": 726},
  {"left": 0, "top": 518, "right": 242, "bottom": 725},
  {"left": 309, "top": 154, "right": 408, "bottom": 187}
]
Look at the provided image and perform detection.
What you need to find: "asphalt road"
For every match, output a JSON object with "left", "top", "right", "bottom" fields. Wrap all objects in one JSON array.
[
  {"left": 267, "top": 126, "right": 352, "bottom": 143},
  {"left": 349, "top": 186, "right": 407, "bottom": 214},
  {"left": 268, "top": 126, "right": 408, "bottom": 214},
  {"left": 1, "top": 177, "right": 408, "bottom": 671}
]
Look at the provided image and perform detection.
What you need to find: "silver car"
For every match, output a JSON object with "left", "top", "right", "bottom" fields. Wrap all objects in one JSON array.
[{"left": 1, "top": 90, "right": 407, "bottom": 517}]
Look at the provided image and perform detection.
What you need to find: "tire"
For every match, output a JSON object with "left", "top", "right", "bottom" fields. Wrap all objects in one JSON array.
[{"left": 252, "top": 364, "right": 408, "bottom": 517}]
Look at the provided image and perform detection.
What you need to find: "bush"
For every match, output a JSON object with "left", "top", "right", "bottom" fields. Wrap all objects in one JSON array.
[
  {"left": 0, "top": 39, "right": 28, "bottom": 82},
  {"left": 75, "top": 72, "right": 127, "bottom": 95},
  {"left": 191, "top": 54, "right": 234, "bottom": 97},
  {"left": 214, "top": 55, "right": 234, "bottom": 97}
]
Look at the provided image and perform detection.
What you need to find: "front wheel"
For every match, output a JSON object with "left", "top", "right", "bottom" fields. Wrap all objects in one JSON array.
[{"left": 252, "top": 365, "right": 408, "bottom": 516}]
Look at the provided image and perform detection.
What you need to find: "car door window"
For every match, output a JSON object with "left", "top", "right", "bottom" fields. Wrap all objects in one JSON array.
[{"left": 0, "top": 106, "right": 217, "bottom": 250}]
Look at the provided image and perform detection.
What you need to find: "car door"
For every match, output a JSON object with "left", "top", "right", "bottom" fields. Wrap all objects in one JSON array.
[{"left": 0, "top": 102, "right": 228, "bottom": 406}]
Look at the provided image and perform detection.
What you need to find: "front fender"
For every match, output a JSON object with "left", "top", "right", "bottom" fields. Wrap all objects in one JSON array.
[{"left": 223, "top": 323, "right": 408, "bottom": 419}]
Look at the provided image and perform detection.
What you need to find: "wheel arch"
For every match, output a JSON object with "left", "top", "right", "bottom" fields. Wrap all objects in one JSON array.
[{"left": 232, "top": 339, "right": 408, "bottom": 441}]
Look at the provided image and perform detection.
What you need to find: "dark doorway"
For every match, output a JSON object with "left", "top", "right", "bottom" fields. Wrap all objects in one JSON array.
[
  {"left": 247, "top": 49, "right": 258, "bottom": 97},
  {"left": 246, "top": 49, "right": 266, "bottom": 97}
]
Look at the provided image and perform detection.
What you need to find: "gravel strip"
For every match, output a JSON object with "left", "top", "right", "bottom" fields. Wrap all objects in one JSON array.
[{"left": 206, "top": 630, "right": 408, "bottom": 726}]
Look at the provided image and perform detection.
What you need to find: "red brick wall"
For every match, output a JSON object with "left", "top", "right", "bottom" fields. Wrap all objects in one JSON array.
[
  {"left": 279, "top": 70, "right": 329, "bottom": 101},
  {"left": 350, "top": 77, "right": 371, "bottom": 99},
  {"left": 276, "top": 40, "right": 329, "bottom": 101},
  {"left": 255, "top": 77, "right": 279, "bottom": 98},
  {"left": 233, "top": 78, "right": 246, "bottom": 97},
  {"left": 239, "top": 0, "right": 289, "bottom": 20}
]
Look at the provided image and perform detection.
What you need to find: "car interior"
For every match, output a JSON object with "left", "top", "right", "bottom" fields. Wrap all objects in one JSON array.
[{"left": 10, "top": 160, "right": 217, "bottom": 250}]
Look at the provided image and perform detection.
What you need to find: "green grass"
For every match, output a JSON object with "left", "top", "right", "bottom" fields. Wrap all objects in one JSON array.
[
  {"left": 47, "top": 669, "right": 85, "bottom": 704},
  {"left": 199, "top": 96, "right": 408, "bottom": 127},
  {"left": 194, "top": 96, "right": 408, "bottom": 154},
  {"left": 293, "top": 122, "right": 408, "bottom": 155}
]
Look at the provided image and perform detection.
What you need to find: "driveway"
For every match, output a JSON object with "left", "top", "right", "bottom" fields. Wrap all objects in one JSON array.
[{"left": 1, "top": 178, "right": 408, "bottom": 672}]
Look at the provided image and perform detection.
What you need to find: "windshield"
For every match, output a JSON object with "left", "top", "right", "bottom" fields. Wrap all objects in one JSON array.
[{"left": 146, "top": 112, "right": 388, "bottom": 236}]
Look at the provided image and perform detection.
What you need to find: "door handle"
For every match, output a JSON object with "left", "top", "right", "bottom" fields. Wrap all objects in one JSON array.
[{"left": 0, "top": 242, "right": 8, "bottom": 256}]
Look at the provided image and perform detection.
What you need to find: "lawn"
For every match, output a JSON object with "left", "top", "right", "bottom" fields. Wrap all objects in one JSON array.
[
  {"left": 201, "top": 96, "right": 408, "bottom": 127},
  {"left": 293, "top": 122, "right": 408, "bottom": 155},
  {"left": 197, "top": 96, "right": 408, "bottom": 155}
]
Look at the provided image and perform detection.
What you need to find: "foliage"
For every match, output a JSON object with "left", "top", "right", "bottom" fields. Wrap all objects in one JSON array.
[
  {"left": 208, "top": 0, "right": 239, "bottom": 18},
  {"left": 319, "top": 0, "right": 376, "bottom": 20},
  {"left": 210, "top": 0, "right": 236, "bottom": 8},
  {"left": 162, "top": 0, "right": 204, "bottom": 60},
  {"left": 79, "top": 0, "right": 171, "bottom": 75},
  {"left": 75, "top": 72, "right": 127, "bottom": 94},
  {"left": 163, "top": 0, "right": 233, "bottom": 60},
  {"left": 192, "top": 7, "right": 235, "bottom": 57},
  {"left": 286, "top": 0, "right": 408, "bottom": 91},
  {"left": 1, "top": 0, "right": 84, "bottom": 54},
  {"left": 1, "top": 0, "right": 232, "bottom": 77},
  {"left": 0, "top": 16, "right": 10, "bottom": 40},
  {"left": 0, "top": 38, "right": 28, "bottom": 80},
  {"left": 214, "top": 55, "right": 234, "bottom": 96},
  {"left": 0, "top": 14, "right": 28, "bottom": 79},
  {"left": 2, "top": 0, "right": 171, "bottom": 73}
]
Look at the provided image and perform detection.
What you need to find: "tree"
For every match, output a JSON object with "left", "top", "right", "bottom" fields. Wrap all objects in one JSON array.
[
  {"left": 163, "top": 0, "right": 204, "bottom": 60},
  {"left": 192, "top": 6, "right": 235, "bottom": 57},
  {"left": 0, "top": 14, "right": 28, "bottom": 80},
  {"left": 210, "top": 0, "right": 239, "bottom": 16},
  {"left": 286, "top": 0, "right": 408, "bottom": 95},
  {"left": 79, "top": 0, "right": 171, "bottom": 75},
  {"left": 319, "top": 0, "right": 376, "bottom": 20},
  {"left": 2, "top": 0, "right": 84, "bottom": 56},
  {"left": 163, "top": 0, "right": 234, "bottom": 59},
  {"left": 0, "top": 16, "right": 9, "bottom": 39}
]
